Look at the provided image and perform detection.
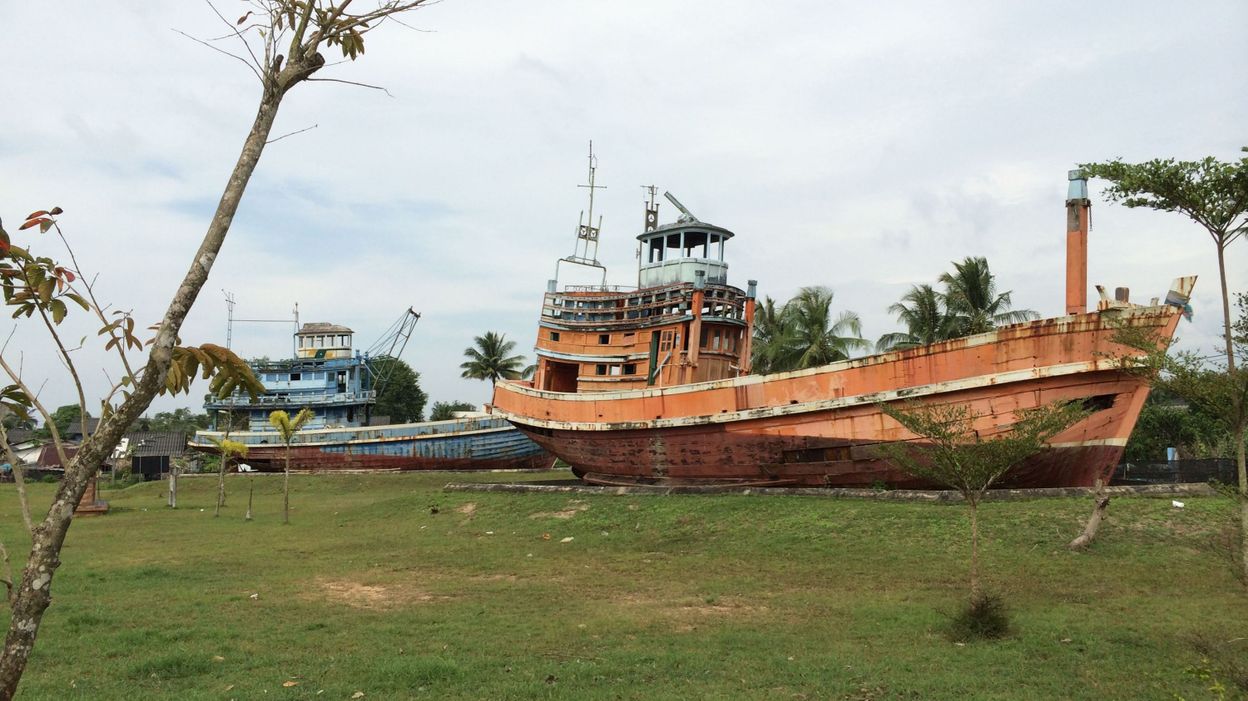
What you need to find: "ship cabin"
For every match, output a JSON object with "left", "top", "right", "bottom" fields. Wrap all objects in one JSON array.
[
  {"left": 204, "top": 322, "right": 376, "bottom": 431},
  {"left": 532, "top": 218, "right": 757, "bottom": 394}
]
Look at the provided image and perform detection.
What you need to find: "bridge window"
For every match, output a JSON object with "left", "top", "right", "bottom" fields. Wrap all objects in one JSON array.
[
  {"left": 598, "top": 334, "right": 610, "bottom": 344},
  {"left": 624, "top": 363, "right": 637, "bottom": 375},
  {"left": 549, "top": 331, "right": 560, "bottom": 341},
  {"left": 648, "top": 237, "right": 663, "bottom": 263},
  {"left": 683, "top": 230, "right": 708, "bottom": 258}
]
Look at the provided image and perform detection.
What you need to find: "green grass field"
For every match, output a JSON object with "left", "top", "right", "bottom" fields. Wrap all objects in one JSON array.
[{"left": 0, "top": 471, "right": 1244, "bottom": 700}]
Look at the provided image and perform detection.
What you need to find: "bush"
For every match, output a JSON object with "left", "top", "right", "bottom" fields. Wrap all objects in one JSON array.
[{"left": 949, "top": 592, "right": 1011, "bottom": 641}]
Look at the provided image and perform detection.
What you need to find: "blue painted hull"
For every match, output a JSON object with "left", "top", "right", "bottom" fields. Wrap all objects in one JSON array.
[{"left": 190, "top": 416, "right": 552, "bottom": 472}]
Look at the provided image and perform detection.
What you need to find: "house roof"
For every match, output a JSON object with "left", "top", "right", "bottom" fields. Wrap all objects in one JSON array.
[
  {"left": 124, "top": 432, "right": 188, "bottom": 458},
  {"left": 4, "top": 429, "right": 35, "bottom": 445},
  {"left": 36, "top": 443, "right": 79, "bottom": 469},
  {"left": 61, "top": 417, "right": 101, "bottom": 437}
]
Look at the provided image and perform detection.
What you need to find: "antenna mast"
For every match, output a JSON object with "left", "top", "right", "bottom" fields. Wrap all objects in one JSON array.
[
  {"left": 223, "top": 290, "right": 298, "bottom": 352},
  {"left": 554, "top": 141, "right": 608, "bottom": 286}
]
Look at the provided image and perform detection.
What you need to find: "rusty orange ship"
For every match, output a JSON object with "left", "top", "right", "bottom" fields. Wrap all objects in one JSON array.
[{"left": 492, "top": 167, "right": 1193, "bottom": 488}]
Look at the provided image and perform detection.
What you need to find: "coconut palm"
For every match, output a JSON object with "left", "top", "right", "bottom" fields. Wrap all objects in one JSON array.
[
  {"left": 876, "top": 284, "right": 956, "bottom": 351},
  {"left": 460, "top": 332, "right": 527, "bottom": 386},
  {"left": 751, "top": 296, "right": 795, "bottom": 374},
  {"left": 781, "top": 286, "right": 869, "bottom": 370},
  {"left": 269, "top": 408, "right": 314, "bottom": 525},
  {"left": 938, "top": 257, "right": 1038, "bottom": 336}
]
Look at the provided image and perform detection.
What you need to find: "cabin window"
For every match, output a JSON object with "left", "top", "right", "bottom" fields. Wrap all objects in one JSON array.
[
  {"left": 648, "top": 238, "right": 663, "bottom": 263},
  {"left": 595, "top": 364, "right": 607, "bottom": 376},
  {"left": 609, "top": 365, "right": 622, "bottom": 376},
  {"left": 700, "top": 328, "right": 708, "bottom": 348},
  {"left": 598, "top": 334, "right": 610, "bottom": 345},
  {"left": 659, "top": 330, "right": 674, "bottom": 353},
  {"left": 340, "top": 334, "right": 349, "bottom": 346},
  {"left": 290, "top": 372, "right": 301, "bottom": 381},
  {"left": 550, "top": 331, "right": 560, "bottom": 341},
  {"left": 712, "top": 330, "right": 721, "bottom": 351},
  {"left": 623, "top": 363, "right": 637, "bottom": 375},
  {"left": 684, "top": 230, "right": 709, "bottom": 258}
]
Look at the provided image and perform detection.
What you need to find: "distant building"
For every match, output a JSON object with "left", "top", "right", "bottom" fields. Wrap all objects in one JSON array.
[{"left": 114, "top": 432, "right": 188, "bottom": 480}]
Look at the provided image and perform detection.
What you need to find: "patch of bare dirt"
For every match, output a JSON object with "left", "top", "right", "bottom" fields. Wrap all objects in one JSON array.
[
  {"left": 455, "top": 502, "right": 477, "bottom": 516},
  {"left": 313, "top": 578, "right": 442, "bottom": 609},
  {"left": 530, "top": 500, "right": 590, "bottom": 520}
]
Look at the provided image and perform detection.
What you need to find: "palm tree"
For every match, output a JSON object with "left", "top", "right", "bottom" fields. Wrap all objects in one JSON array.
[
  {"left": 751, "top": 296, "right": 795, "bottom": 374},
  {"left": 784, "top": 286, "right": 869, "bottom": 369},
  {"left": 876, "top": 284, "right": 955, "bottom": 351},
  {"left": 269, "top": 408, "right": 314, "bottom": 525},
  {"left": 460, "top": 332, "right": 527, "bottom": 386},
  {"left": 938, "top": 257, "right": 1038, "bottom": 336}
]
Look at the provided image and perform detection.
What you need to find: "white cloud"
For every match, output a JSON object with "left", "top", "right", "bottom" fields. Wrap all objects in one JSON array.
[{"left": 1, "top": 0, "right": 1244, "bottom": 418}]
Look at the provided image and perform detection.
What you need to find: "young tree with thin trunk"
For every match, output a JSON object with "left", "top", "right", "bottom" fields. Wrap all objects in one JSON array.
[
  {"left": 209, "top": 437, "right": 248, "bottom": 518},
  {"left": 877, "top": 401, "right": 1088, "bottom": 601},
  {"left": 0, "top": 2, "right": 435, "bottom": 695},
  {"left": 269, "top": 408, "right": 314, "bottom": 524},
  {"left": 1081, "top": 155, "right": 1248, "bottom": 371}
]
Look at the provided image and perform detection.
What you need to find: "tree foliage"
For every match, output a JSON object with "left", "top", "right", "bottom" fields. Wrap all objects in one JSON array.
[
  {"left": 370, "top": 356, "right": 427, "bottom": 423},
  {"left": 877, "top": 400, "right": 1088, "bottom": 601},
  {"left": 134, "top": 408, "right": 211, "bottom": 433},
  {"left": 877, "top": 257, "right": 1036, "bottom": 352},
  {"left": 460, "top": 332, "right": 527, "bottom": 386},
  {"left": 751, "top": 286, "right": 866, "bottom": 373},
  {"left": 429, "top": 400, "right": 477, "bottom": 421},
  {"left": 269, "top": 408, "right": 314, "bottom": 524},
  {"left": 1082, "top": 154, "right": 1248, "bottom": 370}
]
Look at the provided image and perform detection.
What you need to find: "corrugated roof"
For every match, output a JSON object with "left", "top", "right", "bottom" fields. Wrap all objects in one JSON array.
[
  {"left": 124, "top": 432, "right": 188, "bottom": 458},
  {"left": 36, "top": 443, "right": 78, "bottom": 468}
]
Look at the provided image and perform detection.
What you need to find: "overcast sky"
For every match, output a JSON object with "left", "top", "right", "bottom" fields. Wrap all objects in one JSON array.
[{"left": 2, "top": 1, "right": 1245, "bottom": 420}]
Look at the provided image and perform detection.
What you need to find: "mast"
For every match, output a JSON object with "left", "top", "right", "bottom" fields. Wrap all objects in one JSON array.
[{"left": 553, "top": 141, "right": 608, "bottom": 287}]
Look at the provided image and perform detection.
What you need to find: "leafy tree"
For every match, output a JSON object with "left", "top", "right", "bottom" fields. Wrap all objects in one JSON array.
[
  {"left": 938, "top": 257, "right": 1038, "bottom": 336},
  {"left": 37, "top": 404, "right": 89, "bottom": 439},
  {"left": 207, "top": 436, "right": 248, "bottom": 519},
  {"left": 1082, "top": 155, "right": 1248, "bottom": 370},
  {"left": 750, "top": 296, "right": 791, "bottom": 374},
  {"left": 1123, "top": 400, "right": 1229, "bottom": 462},
  {"left": 877, "top": 401, "right": 1087, "bottom": 602},
  {"left": 0, "top": 2, "right": 435, "bottom": 693},
  {"left": 370, "top": 356, "right": 427, "bottom": 423},
  {"left": 269, "top": 408, "right": 314, "bottom": 524},
  {"left": 138, "top": 408, "right": 210, "bottom": 433},
  {"left": 783, "top": 286, "right": 868, "bottom": 369},
  {"left": 460, "top": 332, "right": 527, "bottom": 386},
  {"left": 430, "top": 400, "right": 477, "bottom": 421},
  {"left": 750, "top": 287, "right": 866, "bottom": 373},
  {"left": 1120, "top": 292, "right": 1248, "bottom": 583},
  {"left": 876, "top": 284, "right": 955, "bottom": 352}
]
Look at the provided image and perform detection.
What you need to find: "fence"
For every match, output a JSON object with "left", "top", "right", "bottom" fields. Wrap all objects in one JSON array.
[{"left": 1113, "top": 458, "right": 1238, "bottom": 485}]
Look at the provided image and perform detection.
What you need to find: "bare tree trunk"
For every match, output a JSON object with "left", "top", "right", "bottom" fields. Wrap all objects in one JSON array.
[
  {"left": 1237, "top": 427, "right": 1246, "bottom": 586},
  {"left": 1216, "top": 245, "right": 1235, "bottom": 372},
  {"left": 283, "top": 447, "right": 291, "bottom": 525},
  {"left": 0, "top": 49, "right": 324, "bottom": 696},
  {"left": 8, "top": 463, "right": 33, "bottom": 537},
  {"left": 167, "top": 465, "right": 178, "bottom": 509},
  {"left": 1069, "top": 479, "right": 1110, "bottom": 550},
  {"left": 0, "top": 427, "right": 34, "bottom": 534},
  {"left": 969, "top": 500, "right": 980, "bottom": 600},
  {"left": 245, "top": 478, "right": 254, "bottom": 521},
  {"left": 215, "top": 458, "right": 227, "bottom": 517}
]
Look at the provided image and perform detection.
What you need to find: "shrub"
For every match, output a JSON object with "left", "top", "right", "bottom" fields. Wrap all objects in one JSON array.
[{"left": 949, "top": 592, "right": 1011, "bottom": 641}]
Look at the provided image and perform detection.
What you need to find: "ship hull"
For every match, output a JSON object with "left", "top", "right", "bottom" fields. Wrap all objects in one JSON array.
[
  {"left": 190, "top": 416, "right": 553, "bottom": 472},
  {"left": 493, "top": 307, "right": 1183, "bottom": 488}
]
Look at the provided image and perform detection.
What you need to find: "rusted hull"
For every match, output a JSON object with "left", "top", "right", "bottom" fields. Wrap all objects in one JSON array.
[
  {"left": 190, "top": 416, "right": 552, "bottom": 473},
  {"left": 493, "top": 307, "right": 1182, "bottom": 488}
]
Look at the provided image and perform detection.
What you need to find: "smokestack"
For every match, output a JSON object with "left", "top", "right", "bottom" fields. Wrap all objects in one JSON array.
[{"left": 1065, "top": 169, "right": 1090, "bottom": 315}]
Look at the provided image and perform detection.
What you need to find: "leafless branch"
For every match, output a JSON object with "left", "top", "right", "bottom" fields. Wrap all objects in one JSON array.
[
  {"left": 203, "top": 0, "right": 266, "bottom": 76},
  {"left": 172, "top": 29, "right": 264, "bottom": 84},
  {"left": 267, "top": 123, "right": 319, "bottom": 144},
  {"left": 305, "top": 77, "right": 393, "bottom": 96}
]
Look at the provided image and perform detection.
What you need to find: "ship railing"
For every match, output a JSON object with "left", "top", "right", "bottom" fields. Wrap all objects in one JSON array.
[
  {"left": 541, "top": 287, "right": 748, "bottom": 325},
  {"left": 206, "top": 390, "right": 377, "bottom": 407},
  {"left": 561, "top": 284, "right": 638, "bottom": 293}
]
